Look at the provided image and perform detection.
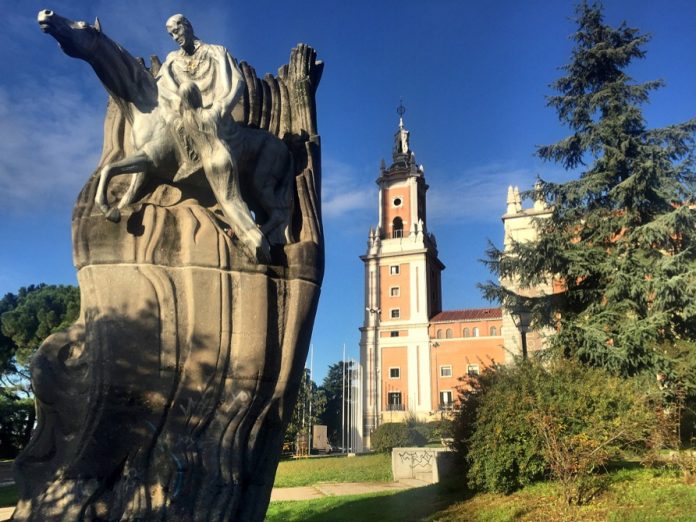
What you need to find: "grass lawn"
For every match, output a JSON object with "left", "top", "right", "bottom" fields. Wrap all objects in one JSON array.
[
  {"left": 266, "top": 483, "right": 461, "bottom": 522},
  {"left": 273, "top": 453, "right": 392, "bottom": 487},
  {"left": 0, "top": 453, "right": 391, "bottom": 508},
  {"left": 266, "top": 467, "right": 696, "bottom": 521},
  {"left": 0, "top": 485, "right": 17, "bottom": 508}
]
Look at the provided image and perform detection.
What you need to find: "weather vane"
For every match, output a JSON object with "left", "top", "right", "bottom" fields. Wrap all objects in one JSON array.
[{"left": 397, "top": 99, "right": 406, "bottom": 118}]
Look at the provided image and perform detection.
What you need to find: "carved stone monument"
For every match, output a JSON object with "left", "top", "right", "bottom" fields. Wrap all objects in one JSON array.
[{"left": 12, "top": 10, "right": 323, "bottom": 521}]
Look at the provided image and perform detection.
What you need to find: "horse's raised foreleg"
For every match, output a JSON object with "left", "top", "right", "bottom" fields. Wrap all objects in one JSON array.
[
  {"left": 117, "top": 171, "right": 147, "bottom": 210},
  {"left": 96, "top": 151, "right": 153, "bottom": 222}
]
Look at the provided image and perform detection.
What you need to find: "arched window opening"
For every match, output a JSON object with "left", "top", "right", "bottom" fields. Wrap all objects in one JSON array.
[
  {"left": 436, "top": 329, "right": 443, "bottom": 339},
  {"left": 473, "top": 327, "right": 479, "bottom": 337},
  {"left": 445, "top": 328, "right": 453, "bottom": 339},
  {"left": 490, "top": 326, "right": 497, "bottom": 336},
  {"left": 463, "top": 328, "right": 469, "bottom": 338},
  {"left": 392, "top": 217, "right": 404, "bottom": 238}
]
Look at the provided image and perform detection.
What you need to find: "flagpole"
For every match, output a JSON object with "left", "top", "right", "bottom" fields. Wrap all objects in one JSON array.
[
  {"left": 308, "top": 344, "right": 314, "bottom": 455},
  {"left": 341, "top": 343, "right": 346, "bottom": 454}
]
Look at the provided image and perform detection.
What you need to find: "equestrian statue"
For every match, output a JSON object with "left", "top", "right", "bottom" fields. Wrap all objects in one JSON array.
[{"left": 10, "top": 10, "right": 323, "bottom": 522}]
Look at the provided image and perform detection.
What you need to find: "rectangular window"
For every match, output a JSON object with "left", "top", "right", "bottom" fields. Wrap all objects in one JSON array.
[
  {"left": 440, "top": 365, "right": 452, "bottom": 378},
  {"left": 389, "top": 367, "right": 400, "bottom": 379},
  {"left": 387, "top": 392, "right": 403, "bottom": 411},
  {"left": 439, "top": 390, "right": 453, "bottom": 409},
  {"left": 390, "top": 330, "right": 399, "bottom": 337},
  {"left": 390, "top": 286, "right": 400, "bottom": 297},
  {"left": 390, "top": 309, "right": 400, "bottom": 319},
  {"left": 467, "top": 364, "right": 480, "bottom": 376},
  {"left": 390, "top": 265, "right": 400, "bottom": 275}
]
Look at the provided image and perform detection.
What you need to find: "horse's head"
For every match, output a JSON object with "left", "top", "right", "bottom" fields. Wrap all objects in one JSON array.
[
  {"left": 38, "top": 10, "right": 102, "bottom": 60},
  {"left": 38, "top": 10, "right": 158, "bottom": 113}
]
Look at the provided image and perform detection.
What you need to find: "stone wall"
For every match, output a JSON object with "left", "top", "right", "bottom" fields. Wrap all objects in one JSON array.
[{"left": 391, "top": 447, "right": 455, "bottom": 484}]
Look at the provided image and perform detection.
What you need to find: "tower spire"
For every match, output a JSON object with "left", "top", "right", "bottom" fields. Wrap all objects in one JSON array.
[
  {"left": 393, "top": 100, "right": 411, "bottom": 160},
  {"left": 397, "top": 99, "right": 406, "bottom": 129}
]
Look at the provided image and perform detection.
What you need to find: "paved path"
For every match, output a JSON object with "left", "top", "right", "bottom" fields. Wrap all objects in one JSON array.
[
  {"left": 270, "top": 478, "right": 428, "bottom": 502},
  {"left": 0, "top": 479, "right": 429, "bottom": 520}
]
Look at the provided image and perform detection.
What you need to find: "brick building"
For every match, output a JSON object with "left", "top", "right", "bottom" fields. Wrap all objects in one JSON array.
[{"left": 358, "top": 113, "right": 546, "bottom": 449}]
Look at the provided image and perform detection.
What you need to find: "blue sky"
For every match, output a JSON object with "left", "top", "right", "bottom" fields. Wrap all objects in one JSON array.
[{"left": 2, "top": 1, "right": 695, "bottom": 382}]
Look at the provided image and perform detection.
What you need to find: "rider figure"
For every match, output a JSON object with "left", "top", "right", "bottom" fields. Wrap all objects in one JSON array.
[
  {"left": 157, "top": 14, "right": 245, "bottom": 180},
  {"left": 160, "top": 17, "right": 274, "bottom": 263}
]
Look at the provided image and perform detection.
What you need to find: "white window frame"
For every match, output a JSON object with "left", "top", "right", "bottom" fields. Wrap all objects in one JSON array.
[
  {"left": 388, "top": 391, "right": 402, "bottom": 405},
  {"left": 439, "top": 365, "right": 453, "bottom": 378},
  {"left": 389, "top": 367, "right": 400, "bottom": 379},
  {"left": 390, "top": 308, "right": 400, "bottom": 319},
  {"left": 467, "top": 364, "right": 480, "bottom": 376},
  {"left": 390, "top": 265, "right": 400, "bottom": 275},
  {"left": 439, "top": 390, "right": 453, "bottom": 405},
  {"left": 390, "top": 286, "right": 400, "bottom": 297}
]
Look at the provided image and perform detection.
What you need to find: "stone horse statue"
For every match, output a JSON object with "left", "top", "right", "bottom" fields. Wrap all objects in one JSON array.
[
  {"left": 38, "top": 9, "right": 295, "bottom": 263},
  {"left": 12, "top": 9, "right": 323, "bottom": 522}
]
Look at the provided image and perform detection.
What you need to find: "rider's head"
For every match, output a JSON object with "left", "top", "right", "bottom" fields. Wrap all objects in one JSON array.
[{"left": 166, "top": 14, "right": 195, "bottom": 53}]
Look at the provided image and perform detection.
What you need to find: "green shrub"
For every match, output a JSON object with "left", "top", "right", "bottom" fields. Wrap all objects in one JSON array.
[
  {"left": 371, "top": 422, "right": 427, "bottom": 453},
  {"left": 428, "top": 419, "right": 454, "bottom": 442},
  {"left": 454, "top": 362, "right": 547, "bottom": 493},
  {"left": 409, "top": 423, "right": 432, "bottom": 443},
  {"left": 454, "top": 360, "right": 658, "bottom": 500},
  {"left": 0, "top": 397, "right": 34, "bottom": 459}
]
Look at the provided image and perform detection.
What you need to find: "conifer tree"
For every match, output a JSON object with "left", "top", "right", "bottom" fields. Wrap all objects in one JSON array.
[
  {"left": 0, "top": 284, "right": 79, "bottom": 391},
  {"left": 483, "top": 2, "right": 696, "bottom": 376}
]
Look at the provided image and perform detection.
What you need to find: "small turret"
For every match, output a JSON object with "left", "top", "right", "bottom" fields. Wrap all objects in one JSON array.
[
  {"left": 506, "top": 186, "right": 516, "bottom": 214},
  {"left": 513, "top": 187, "right": 522, "bottom": 212},
  {"left": 533, "top": 181, "right": 547, "bottom": 211}
]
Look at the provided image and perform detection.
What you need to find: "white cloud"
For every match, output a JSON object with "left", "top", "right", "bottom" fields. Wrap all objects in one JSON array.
[
  {"left": 0, "top": 79, "right": 103, "bottom": 214},
  {"left": 428, "top": 161, "right": 559, "bottom": 224},
  {"left": 321, "top": 158, "right": 374, "bottom": 219},
  {"left": 320, "top": 159, "right": 567, "bottom": 225}
]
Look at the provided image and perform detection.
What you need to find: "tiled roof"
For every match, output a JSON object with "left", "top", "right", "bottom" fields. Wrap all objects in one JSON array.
[{"left": 430, "top": 308, "right": 502, "bottom": 323}]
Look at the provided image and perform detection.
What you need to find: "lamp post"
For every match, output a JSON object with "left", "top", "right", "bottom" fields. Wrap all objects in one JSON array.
[{"left": 510, "top": 308, "right": 532, "bottom": 359}]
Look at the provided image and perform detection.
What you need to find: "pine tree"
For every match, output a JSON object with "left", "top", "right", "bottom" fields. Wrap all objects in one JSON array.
[
  {"left": 483, "top": 2, "right": 696, "bottom": 376},
  {"left": 319, "top": 360, "right": 356, "bottom": 446},
  {"left": 283, "top": 368, "right": 326, "bottom": 452},
  {"left": 0, "top": 284, "right": 80, "bottom": 391}
]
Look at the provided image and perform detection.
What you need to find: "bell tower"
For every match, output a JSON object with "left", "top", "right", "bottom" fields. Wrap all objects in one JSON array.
[{"left": 359, "top": 104, "right": 445, "bottom": 449}]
